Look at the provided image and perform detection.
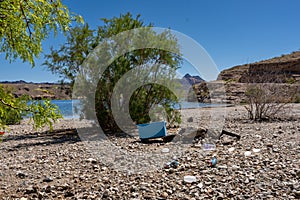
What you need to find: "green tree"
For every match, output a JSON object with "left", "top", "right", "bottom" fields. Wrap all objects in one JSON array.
[
  {"left": 0, "top": 0, "right": 82, "bottom": 130},
  {"left": 43, "top": 23, "right": 98, "bottom": 85},
  {"left": 0, "top": 0, "right": 83, "bottom": 65},
  {"left": 44, "top": 13, "right": 182, "bottom": 133}
]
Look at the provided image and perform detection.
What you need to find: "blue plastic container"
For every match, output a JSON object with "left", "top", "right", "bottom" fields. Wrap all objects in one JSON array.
[{"left": 137, "top": 121, "right": 167, "bottom": 140}]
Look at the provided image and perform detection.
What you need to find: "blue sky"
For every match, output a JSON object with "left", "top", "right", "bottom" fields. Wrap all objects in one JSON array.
[{"left": 1, "top": 0, "right": 300, "bottom": 82}]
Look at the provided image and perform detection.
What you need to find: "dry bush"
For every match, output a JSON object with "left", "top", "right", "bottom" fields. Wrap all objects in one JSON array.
[{"left": 244, "top": 68, "right": 297, "bottom": 121}]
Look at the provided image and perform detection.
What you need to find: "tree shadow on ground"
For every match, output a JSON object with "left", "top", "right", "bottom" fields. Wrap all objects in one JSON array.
[{"left": 3, "top": 128, "right": 81, "bottom": 150}]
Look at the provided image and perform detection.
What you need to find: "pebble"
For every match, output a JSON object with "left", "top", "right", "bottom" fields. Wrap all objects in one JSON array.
[
  {"left": 161, "top": 192, "right": 168, "bottom": 198},
  {"left": 0, "top": 106, "right": 299, "bottom": 199},
  {"left": 43, "top": 177, "right": 53, "bottom": 182},
  {"left": 86, "top": 158, "right": 97, "bottom": 164},
  {"left": 16, "top": 171, "right": 27, "bottom": 178}
]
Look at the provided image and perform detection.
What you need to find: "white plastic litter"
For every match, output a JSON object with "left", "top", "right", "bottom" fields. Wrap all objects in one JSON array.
[
  {"left": 228, "top": 147, "right": 235, "bottom": 152},
  {"left": 244, "top": 151, "right": 252, "bottom": 156},
  {"left": 161, "top": 148, "right": 170, "bottom": 153},
  {"left": 203, "top": 143, "right": 216, "bottom": 151},
  {"left": 252, "top": 148, "right": 261, "bottom": 153},
  {"left": 184, "top": 175, "right": 197, "bottom": 183}
]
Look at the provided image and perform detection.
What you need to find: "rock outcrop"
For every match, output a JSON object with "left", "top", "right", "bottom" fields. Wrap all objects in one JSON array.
[
  {"left": 191, "top": 51, "right": 300, "bottom": 104},
  {"left": 218, "top": 51, "right": 300, "bottom": 83}
]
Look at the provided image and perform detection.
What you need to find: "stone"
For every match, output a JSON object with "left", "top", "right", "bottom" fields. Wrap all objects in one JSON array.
[
  {"left": 228, "top": 147, "right": 235, "bottom": 152},
  {"left": 161, "top": 192, "right": 168, "bottom": 198},
  {"left": 16, "top": 171, "right": 27, "bottom": 179},
  {"left": 187, "top": 117, "right": 193, "bottom": 122},
  {"left": 43, "top": 177, "right": 53, "bottom": 182},
  {"left": 86, "top": 158, "right": 97, "bottom": 164},
  {"left": 25, "top": 186, "right": 36, "bottom": 194}
]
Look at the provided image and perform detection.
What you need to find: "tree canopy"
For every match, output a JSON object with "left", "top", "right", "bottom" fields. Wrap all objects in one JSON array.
[
  {"left": 44, "top": 13, "right": 183, "bottom": 133},
  {"left": 0, "top": 0, "right": 82, "bottom": 130},
  {"left": 0, "top": 0, "right": 83, "bottom": 65}
]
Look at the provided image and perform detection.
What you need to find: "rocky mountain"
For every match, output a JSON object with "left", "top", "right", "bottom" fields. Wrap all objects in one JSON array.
[
  {"left": 218, "top": 51, "right": 300, "bottom": 83},
  {"left": 0, "top": 81, "right": 71, "bottom": 100},
  {"left": 182, "top": 73, "right": 205, "bottom": 85},
  {"left": 191, "top": 51, "right": 300, "bottom": 103}
]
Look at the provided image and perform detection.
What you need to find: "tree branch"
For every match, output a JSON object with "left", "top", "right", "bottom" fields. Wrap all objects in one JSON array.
[
  {"left": 0, "top": 98, "right": 19, "bottom": 110},
  {"left": 19, "top": 0, "right": 32, "bottom": 38}
]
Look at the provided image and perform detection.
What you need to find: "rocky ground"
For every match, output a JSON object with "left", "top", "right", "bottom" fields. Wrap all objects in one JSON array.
[{"left": 0, "top": 105, "right": 299, "bottom": 199}]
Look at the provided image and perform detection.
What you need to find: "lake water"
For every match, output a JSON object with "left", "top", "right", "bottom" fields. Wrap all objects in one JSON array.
[{"left": 50, "top": 100, "right": 226, "bottom": 119}]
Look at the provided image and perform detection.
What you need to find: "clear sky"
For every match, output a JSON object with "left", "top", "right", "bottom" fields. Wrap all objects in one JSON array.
[{"left": 1, "top": 0, "right": 300, "bottom": 82}]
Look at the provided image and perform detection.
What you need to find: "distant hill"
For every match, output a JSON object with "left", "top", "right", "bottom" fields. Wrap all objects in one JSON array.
[
  {"left": 182, "top": 73, "right": 205, "bottom": 85},
  {"left": 218, "top": 51, "right": 300, "bottom": 83},
  {"left": 0, "top": 75, "right": 205, "bottom": 100},
  {"left": 0, "top": 80, "right": 71, "bottom": 100}
]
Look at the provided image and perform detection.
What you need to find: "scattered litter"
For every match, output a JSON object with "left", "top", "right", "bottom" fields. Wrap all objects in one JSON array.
[
  {"left": 253, "top": 148, "right": 261, "bottom": 153},
  {"left": 228, "top": 147, "right": 235, "bottom": 152},
  {"left": 164, "top": 160, "right": 179, "bottom": 169},
  {"left": 184, "top": 175, "right": 197, "bottom": 183},
  {"left": 0, "top": 129, "right": 6, "bottom": 141},
  {"left": 209, "top": 156, "right": 218, "bottom": 167},
  {"left": 161, "top": 148, "right": 170, "bottom": 153},
  {"left": 244, "top": 151, "right": 252, "bottom": 156},
  {"left": 197, "top": 182, "right": 203, "bottom": 188},
  {"left": 203, "top": 143, "right": 216, "bottom": 151}
]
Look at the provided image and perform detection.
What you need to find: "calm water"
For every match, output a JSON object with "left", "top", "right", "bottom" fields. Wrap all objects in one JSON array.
[{"left": 50, "top": 100, "right": 226, "bottom": 119}]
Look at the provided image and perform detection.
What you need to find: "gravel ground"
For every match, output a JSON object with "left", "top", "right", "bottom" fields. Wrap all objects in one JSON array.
[{"left": 0, "top": 104, "right": 299, "bottom": 199}]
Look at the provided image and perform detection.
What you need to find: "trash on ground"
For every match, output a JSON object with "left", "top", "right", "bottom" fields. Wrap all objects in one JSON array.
[
  {"left": 209, "top": 156, "right": 218, "bottom": 167},
  {"left": 244, "top": 151, "right": 252, "bottom": 156},
  {"left": 184, "top": 175, "right": 197, "bottom": 183},
  {"left": 161, "top": 148, "right": 170, "bottom": 153},
  {"left": 137, "top": 121, "right": 167, "bottom": 141},
  {"left": 164, "top": 160, "right": 179, "bottom": 169},
  {"left": 203, "top": 143, "right": 216, "bottom": 151},
  {"left": 252, "top": 148, "right": 261, "bottom": 153}
]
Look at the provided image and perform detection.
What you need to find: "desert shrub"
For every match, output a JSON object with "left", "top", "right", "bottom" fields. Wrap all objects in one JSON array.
[{"left": 244, "top": 70, "right": 296, "bottom": 121}]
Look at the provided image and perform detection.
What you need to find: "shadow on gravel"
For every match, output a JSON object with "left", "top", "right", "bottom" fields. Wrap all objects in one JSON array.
[{"left": 4, "top": 128, "right": 81, "bottom": 150}]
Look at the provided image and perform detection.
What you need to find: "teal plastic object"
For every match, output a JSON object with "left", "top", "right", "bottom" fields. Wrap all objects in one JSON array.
[{"left": 137, "top": 121, "right": 167, "bottom": 140}]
